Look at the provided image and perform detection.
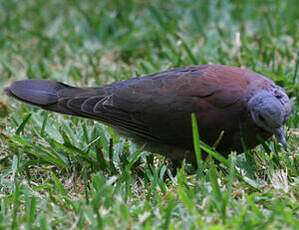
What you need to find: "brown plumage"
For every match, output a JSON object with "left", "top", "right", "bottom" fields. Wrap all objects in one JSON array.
[{"left": 4, "top": 65, "right": 291, "bottom": 164}]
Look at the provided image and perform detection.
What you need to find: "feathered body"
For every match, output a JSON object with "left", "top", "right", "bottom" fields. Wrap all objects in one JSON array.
[{"left": 4, "top": 65, "right": 291, "bottom": 164}]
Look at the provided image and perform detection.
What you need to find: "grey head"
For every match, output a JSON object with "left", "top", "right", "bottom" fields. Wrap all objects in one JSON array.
[{"left": 248, "top": 90, "right": 291, "bottom": 148}]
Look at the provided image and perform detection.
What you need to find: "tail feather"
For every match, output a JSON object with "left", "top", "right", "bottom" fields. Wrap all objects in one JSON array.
[
  {"left": 4, "top": 79, "right": 82, "bottom": 116},
  {"left": 4, "top": 79, "right": 70, "bottom": 105}
]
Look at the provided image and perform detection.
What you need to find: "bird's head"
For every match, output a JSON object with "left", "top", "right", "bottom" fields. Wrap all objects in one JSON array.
[{"left": 248, "top": 90, "right": 291, "bottom": 148}]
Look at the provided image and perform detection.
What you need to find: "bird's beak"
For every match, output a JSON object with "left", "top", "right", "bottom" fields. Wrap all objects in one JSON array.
[{"left": 273, "top": 127, "right": 288, "bottom": 149}]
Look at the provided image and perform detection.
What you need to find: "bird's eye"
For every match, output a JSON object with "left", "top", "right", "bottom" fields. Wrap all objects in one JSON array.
[{"left": 258, "top": 114, "right": 265, "bottom": 122}]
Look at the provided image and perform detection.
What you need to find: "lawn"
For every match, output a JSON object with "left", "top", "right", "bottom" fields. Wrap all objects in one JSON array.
[{"left": 0, "top": 0, "right": 298, "bottom": 229}]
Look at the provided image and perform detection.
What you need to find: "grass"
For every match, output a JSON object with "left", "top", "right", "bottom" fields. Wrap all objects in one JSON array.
[{"left": 0, "top": 0, "right": 298, "bottom": 229}]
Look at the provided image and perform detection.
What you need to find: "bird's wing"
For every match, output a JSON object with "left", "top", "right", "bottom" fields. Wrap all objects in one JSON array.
[{"left": 88, "top": 65, "right": 248, "bottom": 142}]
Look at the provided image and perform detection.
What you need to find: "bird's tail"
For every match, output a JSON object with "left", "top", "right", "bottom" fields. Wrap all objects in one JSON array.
[{"left": 4, "top": 79, "right": 97, "bottom": 117}]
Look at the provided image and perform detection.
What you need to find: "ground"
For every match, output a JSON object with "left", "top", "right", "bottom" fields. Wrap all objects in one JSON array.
[{"left": 0, "top": 0, "right": 298, "bottom": 229}]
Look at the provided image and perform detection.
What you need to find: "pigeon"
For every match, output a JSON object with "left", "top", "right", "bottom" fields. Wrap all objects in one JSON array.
[{"left": 4, "top": 65, "right": 291, "bottom": 164}]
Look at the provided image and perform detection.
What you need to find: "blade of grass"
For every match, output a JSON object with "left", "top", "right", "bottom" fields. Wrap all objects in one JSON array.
[{"left": 15, "top": 113, "right": 32, "bottom": 136}]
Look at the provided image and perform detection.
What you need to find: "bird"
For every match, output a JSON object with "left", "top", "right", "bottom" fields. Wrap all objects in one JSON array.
[{"left": 4, "top": 65, "right": 291, "bottom": 165}]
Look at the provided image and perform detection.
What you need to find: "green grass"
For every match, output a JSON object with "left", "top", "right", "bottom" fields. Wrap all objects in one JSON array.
[{"left": 0, "top": 0, "right": 298, "bottom": 229}]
